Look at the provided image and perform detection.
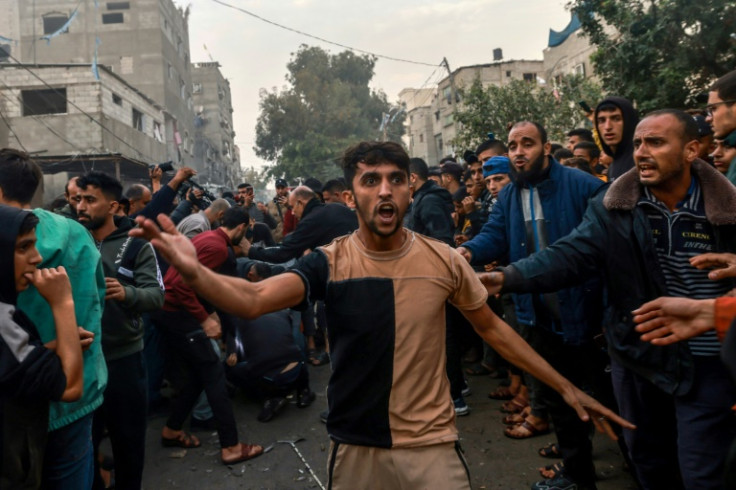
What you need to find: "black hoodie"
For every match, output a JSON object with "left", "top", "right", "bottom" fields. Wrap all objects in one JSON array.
[
  {"left": 405, "top": 179, "right": 455, "bottom": 246},
  {"left": 0, "top": 205, "right": 66, "bottom": 488},
  {"left": 595, "top": 96, "right": 639, "bottom": 181}
]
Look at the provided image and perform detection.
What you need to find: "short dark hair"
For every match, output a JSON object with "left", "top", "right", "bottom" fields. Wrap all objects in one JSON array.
[
  {"left": 322, "top": 178, "right": 346, "bottom": 194},
  {"left": 250, "top": 262, "right": 273, "bottom": 280},
  {"left": 341, "top": 141, "right": 410, "bottom": 190},
  {"left": 597, "top": 103, "right": 619, "bottom": 114},
  {"left": 563, "top": 157, "right": 595, "bottom": 175},
  {"left": 222, "top": 191, "right": 234, "bottom": 199},
  {"left": 644, "top": 109, "right": 700, "bottom": 143},
  {"left": 510, "top": 121, "right": 548, "bottom": 144},
  {"left": 710, "top": 70, "right": 736, "bottom": 102},
  {"left": 475, "top": 139, "right": 508, "bottom": 156},
  {"left": 553, "top": 148, "right": 574, "bottom": 161},
  {"left": 566, "top": 128, "right": 594, "bottom": 142},
  {"left": 237, "top": 183, "right": 252, "bottom": 190},
  {"left": 409, "top": 157, "right": 429, "bottom": 180},
  {"left": 573, "top": 141, "right": 601, "bottom": 158},
  {"left": 77, "top": 171, "right": 123, "bottom": 202},
  {"left": 124, "top": 184, "right": 148, "bottom": 201},
  {"left": 19, "top": 211, "right": 40, "bottom": 236},
  {"left": 0, "top": 148, "right": 43, "bottom": 204},
  {"left": 64, "top": 176, "right": 78, "bottom": 196},
  {"left": 221, "top": 206, "right": 250, "bottom": 228}
]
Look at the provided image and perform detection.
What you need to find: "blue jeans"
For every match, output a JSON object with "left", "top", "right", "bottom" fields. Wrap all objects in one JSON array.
[
  {"left": 612, "top": 356, "right": 736, "bottom": 489},
  {"left": 42, "top": 413, "right": 94, "bottom": 490}
]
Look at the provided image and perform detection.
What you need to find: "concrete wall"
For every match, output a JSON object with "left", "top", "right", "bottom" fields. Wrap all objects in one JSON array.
[
  {"left": 428, "top": 60, "right": 544, "bottom": 158},
  {"left": 191, "top": 61, "right": 239, "bottom": 188},
  {"left": 15, "top": 0, "right": 193, "bottom": 166},
  {"left": 0, "top": 64, "right": 166, "bottom": 161},
  {"left": 406, "top": 106, "right": 439, "bottom": 165},
  {"left": 543, "top": 30, "right": 597, "bottom": 82}
]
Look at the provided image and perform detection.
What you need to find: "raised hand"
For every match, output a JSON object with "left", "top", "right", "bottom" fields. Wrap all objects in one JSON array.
[{"left": 633, "top": 297, "right": 715, "bottom": 345}]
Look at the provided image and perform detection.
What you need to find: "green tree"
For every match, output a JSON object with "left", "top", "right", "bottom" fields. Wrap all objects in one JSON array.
[
  {"left": 254, "top": 45, "right": 405, "bottom": 182},
  {"left": 452, "top": 75, "right": 602, "bottom": 151},
  {"left": 568, "top": 0, "right": 736, "bottom": 112}
]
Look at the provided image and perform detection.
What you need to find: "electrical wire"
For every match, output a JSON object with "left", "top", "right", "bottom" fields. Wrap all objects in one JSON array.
[
  {"left": 0, "top": 83, "right": 89, "bottom": 153},
  {"left": 211, "top": 0, "right": 441, "bottom": 68},
  {"left": 0, "top": 105, "right": 28, "bottom": 153},
  {"left": 5, "top": 53, "right": 148, "bottom": 160}
]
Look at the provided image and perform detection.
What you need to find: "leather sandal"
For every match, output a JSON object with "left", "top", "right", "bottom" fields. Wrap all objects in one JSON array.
[
  {"left": 221, "top": 443, "right": 264, "bottom": 465},
  {"left": 504, "top": 420, "right": 550, "bottom": 439}
]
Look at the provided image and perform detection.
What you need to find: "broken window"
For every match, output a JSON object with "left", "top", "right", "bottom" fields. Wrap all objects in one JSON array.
[
  {"left": 112, "top": 93, "right": 122, "bottom": 105},
  {"left": 132, "top": 108, "right": 143, "bottom": 131},
  {"left": 0, "top": 44, "right": 9, "bottom": 62},
  {"left": 22, "top": 88, "right": 67, "bottom": 116}
]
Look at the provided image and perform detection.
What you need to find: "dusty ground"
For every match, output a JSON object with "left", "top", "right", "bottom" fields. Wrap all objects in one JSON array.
[{"left": 139, "top": 364, "right": 638, "bottom": 489}]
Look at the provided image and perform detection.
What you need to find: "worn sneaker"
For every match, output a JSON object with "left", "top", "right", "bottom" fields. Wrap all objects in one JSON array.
[
  {"left": 257, "top": 397, "right": 287, "bottom": 422},
  {"left": 296, "top": 388, "right": 316, "bottom": 408},
  {"left": 461, "top": 384, "right": 472, "bottom": 397},
  {"left": 531, "top": 474, "right": 595, "bottom": 490},
  {"left": 453, "top": 397, "right": 470, "bottom": 416},
  {"left": 319, "top": 409, "right": 329, "bottom": 424}
]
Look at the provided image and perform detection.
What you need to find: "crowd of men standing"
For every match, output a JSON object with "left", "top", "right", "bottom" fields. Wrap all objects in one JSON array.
[{"left": 1, "top": 68, "right": 736, "bottom": 490}]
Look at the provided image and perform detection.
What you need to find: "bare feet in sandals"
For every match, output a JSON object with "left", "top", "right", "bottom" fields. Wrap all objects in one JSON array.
[
  {"left": 221, "top": 442, "right": 264, "bottom": 465},
  {"left": 504, "top": 414, "right": 550, "bottom": 439},
  {"left": 161, "top": 427, "right": 201, "bottom": 448}
]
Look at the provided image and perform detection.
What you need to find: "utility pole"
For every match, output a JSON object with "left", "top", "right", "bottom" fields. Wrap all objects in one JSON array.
[{"left": 441, "top": 57, "right": 459, "bottom": 156}]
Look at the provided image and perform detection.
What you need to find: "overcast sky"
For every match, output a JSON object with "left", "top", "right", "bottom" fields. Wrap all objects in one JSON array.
[{"left": 186, "top": 0, "right": 572, "bottom": 171}]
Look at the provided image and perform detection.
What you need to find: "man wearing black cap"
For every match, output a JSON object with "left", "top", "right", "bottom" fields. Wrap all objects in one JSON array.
[
  {"left": 691, "top": 114, "right": 714, "bottom": 162},
  {"left": 594, "top": 96, "right": 639, "bottom": 180},
  {"left": 267, "top": 179, "right": 290, "bottom": 243}
]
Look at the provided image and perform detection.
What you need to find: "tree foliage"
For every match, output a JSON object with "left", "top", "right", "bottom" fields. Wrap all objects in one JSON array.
[
  {"left": 569, "top": 0, "right": 736, "bottom": 112},
  {"left": 452, "top": 75, "right": 603, "bottom": 150},
  {"left": 254, "top": 45, "right": 405, "bottom": 182}
]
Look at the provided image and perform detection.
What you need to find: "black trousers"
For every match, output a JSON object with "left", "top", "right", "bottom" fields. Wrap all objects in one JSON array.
[
  {"left": 532, "top": 328, "right": 607, "bottom": 487},
  {"left": 92, "top": 351, "right": 147, "bottom": 490},
  {"left": 153, "top": 310, "right": 239, "bottom": 449}
]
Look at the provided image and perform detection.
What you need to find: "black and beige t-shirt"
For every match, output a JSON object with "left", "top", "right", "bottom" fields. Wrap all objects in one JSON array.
[{"left": 290, "top": 230, "right": 488, "bottom": 449}]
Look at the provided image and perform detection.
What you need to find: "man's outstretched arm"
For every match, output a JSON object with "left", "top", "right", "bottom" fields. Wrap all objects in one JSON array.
[
  {"left": 131, "top": 214, "right": 305, "bottom": 318},
  {"left": 462, "top": 303, "right": 635, "bottom": 439}
]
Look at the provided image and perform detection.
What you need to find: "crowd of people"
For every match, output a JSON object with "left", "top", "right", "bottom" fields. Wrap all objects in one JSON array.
[{"left": 1, "top": 68, "right": 736, "bottom": 490}]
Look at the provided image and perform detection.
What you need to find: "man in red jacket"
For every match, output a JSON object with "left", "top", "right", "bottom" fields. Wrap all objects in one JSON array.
[{"left": 153, "top": 206, "right": 264, "bottom": 465}]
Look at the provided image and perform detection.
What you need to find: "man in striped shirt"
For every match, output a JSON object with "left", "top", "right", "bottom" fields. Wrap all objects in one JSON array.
[{"left": 483, "top": 109, "right": 736, "bottom": 489}]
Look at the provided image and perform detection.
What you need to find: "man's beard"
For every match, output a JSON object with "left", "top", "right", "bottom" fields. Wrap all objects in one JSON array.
[
  {"left": 510, "top": 153, "right": 547, "bottom": 187},
  {"left": 353, "top": 199, "right": 403, "bottom": 238},
  {"left": 78, "top": 213, "right": 106, "bottom": 231}
]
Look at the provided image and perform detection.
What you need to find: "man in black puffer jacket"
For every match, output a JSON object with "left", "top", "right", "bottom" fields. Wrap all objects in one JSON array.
[
  {"left": 244, "top": 185, "right": 357, "bottom": 264},
  {"left": 405, "top": 157, "right": 454, "bottom": 246}
]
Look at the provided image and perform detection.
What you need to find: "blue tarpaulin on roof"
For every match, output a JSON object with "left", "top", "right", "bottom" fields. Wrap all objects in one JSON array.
[{"left": 548, "top": 13, "right": 581, "bottom": 47}]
